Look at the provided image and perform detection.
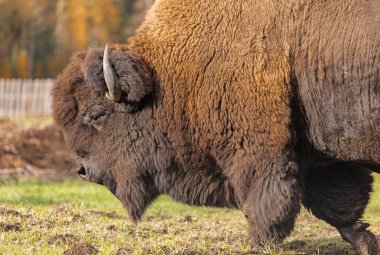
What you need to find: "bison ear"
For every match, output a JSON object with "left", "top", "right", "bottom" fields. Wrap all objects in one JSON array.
[{"left": 107, "top": 47, "right": 154, "bottom": 103}]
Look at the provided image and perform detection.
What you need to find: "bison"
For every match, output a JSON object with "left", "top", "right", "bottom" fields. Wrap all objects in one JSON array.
[{"left": 52, "top": 0, "right": 380, "bottom": 254}]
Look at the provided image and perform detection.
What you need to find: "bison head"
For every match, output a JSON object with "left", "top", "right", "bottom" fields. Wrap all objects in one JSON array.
[{"left": 52, "top": 45, "right": 167, "bottom": 222}]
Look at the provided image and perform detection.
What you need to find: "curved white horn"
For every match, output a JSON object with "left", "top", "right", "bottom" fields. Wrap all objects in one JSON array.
[{"left": 103, "top": 44, "right": 121, "bottom": 101}]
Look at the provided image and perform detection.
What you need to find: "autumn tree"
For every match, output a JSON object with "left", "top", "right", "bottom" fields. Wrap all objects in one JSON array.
[
  {"left": 54, "top": 0, "right": 122, "bottom": 70},
  {"left": 0, "top": 0, "right": 153, "bottom": 78},
  {"left": 0, "top": 0, "right": 56, "bottom": 78}
]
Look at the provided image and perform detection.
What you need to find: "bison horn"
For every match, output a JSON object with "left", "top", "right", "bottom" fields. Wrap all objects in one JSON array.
[{"left": 103, "top": 44, "right": 121, "bottom": 101}]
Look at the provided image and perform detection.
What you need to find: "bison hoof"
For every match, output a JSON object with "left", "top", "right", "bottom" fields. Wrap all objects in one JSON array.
[
  {"left": 339, "top": 222, "right": 379, "bottom": 255},
  {"left": 352, "top": 231, "right": 379, "bottom": 255}
]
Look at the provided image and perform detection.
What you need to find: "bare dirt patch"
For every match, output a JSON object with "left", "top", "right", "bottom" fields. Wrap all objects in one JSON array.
[
  {"left": 0, "top": 119, "right": 23, "bottom": 139},
  {"left": 86, "top": 210, "right": 124, "bottom": 219},
  {"left": 0, "top": 119, "right": 76, "bottom": 180},
  {"left": 0, "top": 222, "right": 21, "bottom": 232},
  {"left": 0, "top": 207, "right": 21, "bottom": 216},
  {"left": 183, "top": 215, "right": 193, "bottom": 223},
  {"left": 105, "top": 225, "right": 119, "bottom": 232},
  {"left": 63, "top": 242, "right": 99, "bottom": 255},
  {"left": 116, "top": 246, "right": 133, "bottom": 255},
  {"left": 48, "top": 234, "right": 79, "bottom": 245}
]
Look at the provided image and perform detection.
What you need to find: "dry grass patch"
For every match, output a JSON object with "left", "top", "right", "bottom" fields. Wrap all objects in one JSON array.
[{"left": 0, "top": 175, "right": 379, "bottom": 254}]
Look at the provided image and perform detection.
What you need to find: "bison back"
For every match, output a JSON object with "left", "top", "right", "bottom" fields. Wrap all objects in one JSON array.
[{"left": 294, "top": 0, "right": 380, "bottom": 167}]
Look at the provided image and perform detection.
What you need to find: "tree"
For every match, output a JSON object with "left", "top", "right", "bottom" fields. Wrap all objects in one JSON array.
[{"left": 0, "top": 0, "right": 154, "bottom": 78}]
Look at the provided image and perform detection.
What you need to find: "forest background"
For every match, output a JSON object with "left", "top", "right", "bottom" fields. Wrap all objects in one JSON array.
[{"left": 0, "top": 0, "right": 153, "bottom": 79}]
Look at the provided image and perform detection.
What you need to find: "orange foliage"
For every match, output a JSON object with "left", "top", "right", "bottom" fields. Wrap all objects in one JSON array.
[
  {"left": 0, "top": 62, "right": 11, "bottom": 78},
  {"left": 16, "top": 50, "right": 29, "bottom": 78},
  {"left": 0, "top": 0, "right": 149, "bottom": 78}
]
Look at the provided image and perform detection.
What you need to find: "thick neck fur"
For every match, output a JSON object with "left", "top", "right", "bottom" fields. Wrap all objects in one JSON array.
[
  {"left": 126, "top": 0, "right": 301, "bottom": 191},
  {"left": 150, "top": 132, "right": 239, "bottom": 208}
]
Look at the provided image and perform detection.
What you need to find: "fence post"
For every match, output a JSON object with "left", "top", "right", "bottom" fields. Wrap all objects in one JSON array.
[{"left": 0, "top": 79, "right": 53, "bottom": 118}]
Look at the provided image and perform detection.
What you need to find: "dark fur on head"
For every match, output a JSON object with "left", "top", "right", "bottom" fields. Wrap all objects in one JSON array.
[{"left": 84, "top": 47, "right": 154, "bottom": 103}]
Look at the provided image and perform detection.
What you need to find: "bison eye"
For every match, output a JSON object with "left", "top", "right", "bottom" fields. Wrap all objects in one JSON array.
[
  {"left": 90, "top": 112, "right": 105, "bottom": 121},
  {"left": 83, "top": 111, "right": 107, "bottom": 131}
]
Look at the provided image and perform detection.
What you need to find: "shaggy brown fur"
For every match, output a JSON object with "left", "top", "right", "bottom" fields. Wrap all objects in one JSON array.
[
  {"left": 52, "top": 1, "right": 379, "bottom": 254},
  {"left": 293, "top": 1, "right": 380, "bottom": 169}
]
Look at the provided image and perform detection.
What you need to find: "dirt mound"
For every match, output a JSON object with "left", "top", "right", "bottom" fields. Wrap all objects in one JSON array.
[
  {"left": 0, "top": 119, "right": 77, "bottom": 179},
  {"left": 86, "top": 210, "right": 124, "bottom": 219},
  {"left": 0, "top": 222, "right": 22, "bottom": 232},
  {"left": 116, "top": 246, "right": 133, "bottom": 255},
  {"left": 63, "top": 242, "right": 99, "bottom": 255},
  {"left": 0, "top": 119, "right": 23, "bottom": 139},
  {"left": 0, "top": 208, "right": 21, "bottom": 216},
  {"left": 48, "top": 234, "right": 79, "bottom": 245}
]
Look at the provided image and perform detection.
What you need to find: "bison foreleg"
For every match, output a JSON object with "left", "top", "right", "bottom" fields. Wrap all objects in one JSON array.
[{"left": 242, "top": 161, "right": 302, "bottom": 245}]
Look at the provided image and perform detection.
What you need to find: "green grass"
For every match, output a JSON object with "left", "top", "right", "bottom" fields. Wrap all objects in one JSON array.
[
  {"left": 0, "top": 174, "right": 379, "bottom": 255},
  {"left": 366, "top": 174, "right": 380, "bottom": 220},
  {"left": 16, "top": 116, "right": 53, "bottom": 127}
]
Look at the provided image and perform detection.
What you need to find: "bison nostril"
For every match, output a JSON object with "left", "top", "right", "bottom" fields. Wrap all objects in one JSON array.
[{"left": 77, "top": 166, "right": 87, "bottom": 178}]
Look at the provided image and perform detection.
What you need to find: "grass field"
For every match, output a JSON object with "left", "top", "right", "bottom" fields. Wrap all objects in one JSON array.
[{"left": 0, "top": 174, "right": 379, "bottom": 255}]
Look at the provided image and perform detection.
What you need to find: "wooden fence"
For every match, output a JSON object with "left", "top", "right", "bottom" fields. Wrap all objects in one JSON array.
[{"left": 0, "top": 79, "right": 54, "bottom": 118}]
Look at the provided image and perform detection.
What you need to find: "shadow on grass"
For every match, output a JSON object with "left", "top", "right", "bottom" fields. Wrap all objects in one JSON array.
[{"left": 282, "top": 237, "right": 355, "bottom": 255}]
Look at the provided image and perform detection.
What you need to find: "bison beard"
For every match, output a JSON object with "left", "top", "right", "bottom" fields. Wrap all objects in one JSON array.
[
  {"left": 52, "top": 0, "right": 380, "bottom": 254},
  {"left": 115, "top": 173, "right": 159, "bottom": 223}
]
